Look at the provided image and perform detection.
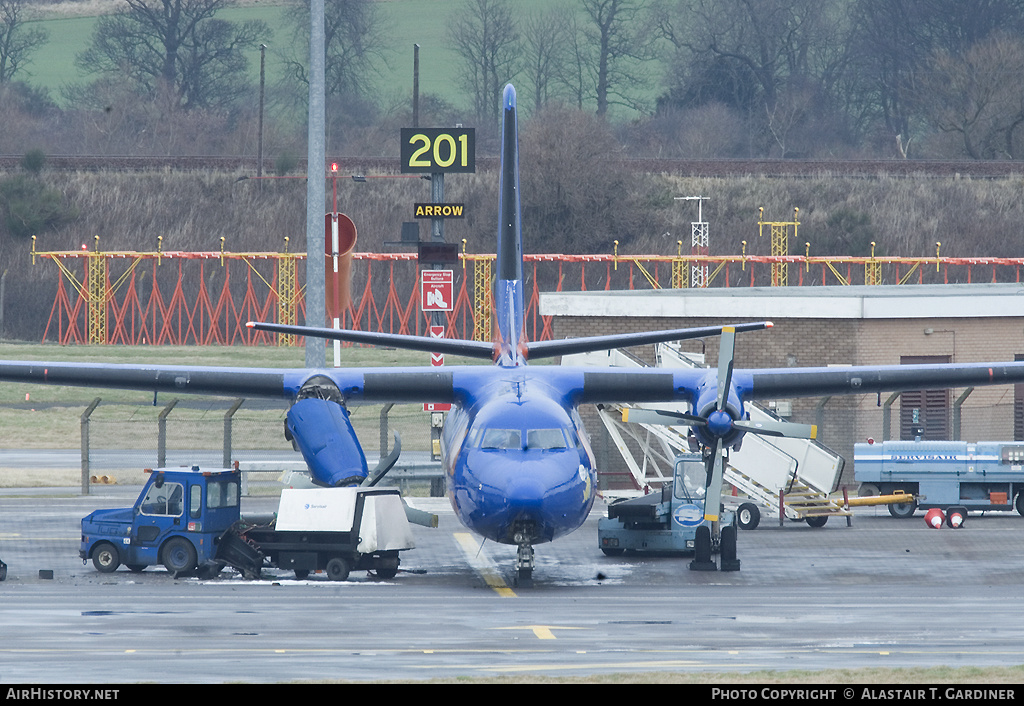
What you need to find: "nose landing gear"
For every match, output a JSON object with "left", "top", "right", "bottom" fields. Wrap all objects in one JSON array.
[{"left": 512, "top": 525, "right": 536, "bottom": 587}]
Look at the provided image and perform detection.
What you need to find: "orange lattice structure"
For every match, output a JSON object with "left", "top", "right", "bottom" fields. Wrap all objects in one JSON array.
[{"left": 33, "top": 238, "right": 1024, "bottom": 345}]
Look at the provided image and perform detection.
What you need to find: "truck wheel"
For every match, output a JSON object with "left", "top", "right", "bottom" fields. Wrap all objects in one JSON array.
[
  {"left": 805, "top": 515, "right": 828, "bottom": 528},
  {"left": 737, "top": 503, "right": 761, "bottom": 530},
  {"left": 92, "top": 542, "right": 120, "bottom": 573},
  {"left": 1016, "top": 493, "right": 1024, "bottom": 517},
  {"left": 858, "top": 483, "right": 880, "bottom": 497},
  {"left": 888, "top": 499, "right": 917, "bottom": 518},
  {"left": 325, "top": 557, "right": 350, "bottom": 582},
  {"left": 162, "top": 537, "right": 198, "bottom": 574}
]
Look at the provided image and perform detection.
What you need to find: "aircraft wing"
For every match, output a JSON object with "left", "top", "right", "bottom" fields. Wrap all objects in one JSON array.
[
  {"left": 0, "top": 360, "right": 475, "bottom": 405},
  {"left": 744, "top": 360, "right": 1024, "bottom": 399},
  {"left": 0, "top": 361, "right": 295, "bottom": 399}
]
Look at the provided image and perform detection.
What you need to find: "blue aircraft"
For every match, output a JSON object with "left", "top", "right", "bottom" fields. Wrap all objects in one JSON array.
[{"left": 6, "top": 84, "right": 1024, "bottom": 585}]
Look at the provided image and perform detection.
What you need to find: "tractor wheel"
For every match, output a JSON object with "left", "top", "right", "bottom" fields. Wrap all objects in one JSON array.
[
  {"left": 92, "top": 542, "right": 120, "bottom": 573},
  {"left": 162, "top": 537, "right": 198, "bottom": 574}
]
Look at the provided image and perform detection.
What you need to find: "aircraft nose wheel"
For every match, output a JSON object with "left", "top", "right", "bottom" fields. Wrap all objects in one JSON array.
[
  {"left": 513, "top": 532, "right": 535, "bottom": 588},
  {"left": 688, "top": 525, "right": 741, "bottom": 572}
]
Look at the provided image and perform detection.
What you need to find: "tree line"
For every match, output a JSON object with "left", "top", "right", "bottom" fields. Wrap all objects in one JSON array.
[{"left": 1, "top": 0, "right": 1024, "bottom": 161}]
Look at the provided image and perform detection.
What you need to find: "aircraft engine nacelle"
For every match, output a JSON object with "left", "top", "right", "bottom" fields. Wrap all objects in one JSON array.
[
  {"left": 286, "top": 397, "right": 368, "bottom": 487},
  {"left": 693, "top": 392, "right": 745, "bottom": 451}
]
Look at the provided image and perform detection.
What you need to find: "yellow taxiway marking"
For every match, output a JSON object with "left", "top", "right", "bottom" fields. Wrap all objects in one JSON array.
[
  {"left": 453, "top": 532, "right": 516, "bottom": 598},
  {"left": 494, "top": 625, "right": 589, "bottom": 640}
]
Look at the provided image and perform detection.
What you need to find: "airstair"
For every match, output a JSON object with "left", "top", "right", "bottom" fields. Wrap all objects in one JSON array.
[{"left": 563, "top": 342, "right": 849, "bottom": 525}]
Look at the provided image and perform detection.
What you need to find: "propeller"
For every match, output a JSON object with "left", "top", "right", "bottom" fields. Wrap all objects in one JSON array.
[
  {"left": 703, "top": 325, "right": 736, "bottom": 523},
  {"left": 620, "top": 325, "right": 818, "bottom": 522}
]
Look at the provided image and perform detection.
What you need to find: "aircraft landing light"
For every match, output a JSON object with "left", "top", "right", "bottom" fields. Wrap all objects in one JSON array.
[{"left": 454, "top": 533, "right": 517, "bottom": 598}]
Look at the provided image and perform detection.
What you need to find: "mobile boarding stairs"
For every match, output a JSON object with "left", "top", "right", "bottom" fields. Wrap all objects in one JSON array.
[{"left": 563, "top": 342, "right": 849, "bottom": 527}]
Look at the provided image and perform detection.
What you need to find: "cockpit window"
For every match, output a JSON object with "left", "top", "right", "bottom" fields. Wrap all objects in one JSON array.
[
  {"left": 481, "top": 428, "right": 522, "bottom": 449},
  {"left": 527, "top": 429, "right": 568, "bottom": 450}
]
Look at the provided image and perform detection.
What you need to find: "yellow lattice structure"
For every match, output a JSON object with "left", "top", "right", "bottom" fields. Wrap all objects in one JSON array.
[
  {"left": 758, "top": 207, "right": 800, "bottom": 286},
  {"left": 672, "top": 240, "right": 689, "bottom": 288},
  {"left": 86, "top": 236, "right": 107, "bottom": 344},
  {"left": 277, "top": 242, "right": 299, "bottom": 347},
  {"left": 471, "top": 256, "right": 493, "bottom": 343},
  {"left": 864, "top": 241, "right": 882, "bottom": 285}
]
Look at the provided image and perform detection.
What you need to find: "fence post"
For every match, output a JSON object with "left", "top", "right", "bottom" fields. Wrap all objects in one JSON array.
[
  {"left": 80, "top": 397, "right": 101, "bottom": 495},
  {"left": 881, "top": 392, "right": 900, "bottom": 441},
  {"left": 157, "top": 399, "right": 179, "bottom": 467},
  {"left": 952, "top": 388, "right": 974, "bottom": 441},
  {"left": 379, "top": 403, "right": 393, "bottom": 457},
  {"left": 223, "top": 398, "right": 244, "bottom": 468},
  {"left": 815, "top": 396, "right": 832, "bottom": 440}
]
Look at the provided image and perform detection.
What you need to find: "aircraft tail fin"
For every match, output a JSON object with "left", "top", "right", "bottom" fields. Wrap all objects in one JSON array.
[{"left": 494, "top": 83, "right": 525, "bottom": 365}]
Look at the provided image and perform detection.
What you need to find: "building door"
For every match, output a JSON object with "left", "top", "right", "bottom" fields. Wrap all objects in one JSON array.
[{"left": 900, "top": 355, "right": 950, "bottom": 440}]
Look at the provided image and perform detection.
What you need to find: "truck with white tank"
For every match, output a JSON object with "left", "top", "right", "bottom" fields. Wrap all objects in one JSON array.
[{"left": 854, "top": 439, "right": 1024, "bottom": 518}]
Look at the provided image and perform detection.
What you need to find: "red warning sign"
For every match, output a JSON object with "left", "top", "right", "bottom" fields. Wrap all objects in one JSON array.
[{"left": 420, "top": 270, "right": 454, "bottom": 311}]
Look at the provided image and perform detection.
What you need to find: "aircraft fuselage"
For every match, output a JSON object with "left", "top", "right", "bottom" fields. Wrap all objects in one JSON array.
[{"left": 440, "top": 369, "right": 597, "bottom": 546}]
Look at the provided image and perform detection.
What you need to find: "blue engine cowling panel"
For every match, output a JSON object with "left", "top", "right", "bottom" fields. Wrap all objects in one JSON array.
[{"left": 286, "top": 398, "right": 368, "bottom": 486}]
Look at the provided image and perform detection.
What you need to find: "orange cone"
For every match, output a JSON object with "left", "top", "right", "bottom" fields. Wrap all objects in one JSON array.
[{"left": 924, "top": 508, "right": 945, "bottom": 529}]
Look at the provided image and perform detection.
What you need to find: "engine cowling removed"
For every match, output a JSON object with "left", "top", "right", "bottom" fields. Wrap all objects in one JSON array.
[{"left": 286, "top": 397, "right": 368, "bottom": 487}]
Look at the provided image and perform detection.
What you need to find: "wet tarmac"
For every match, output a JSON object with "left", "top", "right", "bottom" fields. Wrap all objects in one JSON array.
[{"left": 2, "top": 485, "right": 1023, "bottom": 683}]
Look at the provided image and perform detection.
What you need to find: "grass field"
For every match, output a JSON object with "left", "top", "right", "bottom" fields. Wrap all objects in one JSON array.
[
  {"left": 0, "top": 343, "right": 479, "bottom": 471},
  {"left": 24, "top": 0, "right": 562, "bottom": 113}
]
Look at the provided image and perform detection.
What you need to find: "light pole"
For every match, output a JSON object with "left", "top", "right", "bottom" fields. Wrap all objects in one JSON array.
[{"left": 257, "top": 43, "right": 266, "bottom": 182}]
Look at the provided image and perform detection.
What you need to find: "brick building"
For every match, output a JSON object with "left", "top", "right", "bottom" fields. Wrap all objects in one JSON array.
[{"left": 541, "top": 283, "right": 1024, "bottom": 486}]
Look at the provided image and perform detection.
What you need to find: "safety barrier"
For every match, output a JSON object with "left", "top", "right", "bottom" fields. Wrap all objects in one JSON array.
[{"left": 33, "top": 239, "right": 1024, "bottom": 345}]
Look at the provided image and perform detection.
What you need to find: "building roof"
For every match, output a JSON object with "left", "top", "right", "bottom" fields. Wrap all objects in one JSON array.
[{"left": 540, "top": 283, "right": 1024, "bottom": 320}]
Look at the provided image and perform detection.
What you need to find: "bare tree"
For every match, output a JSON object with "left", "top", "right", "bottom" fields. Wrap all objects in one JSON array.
[
  {"left": 447, "top": 0, "right": 521, "bottom": 125},
  {"left": 76, "top": 0, "right": 270, "bottom": 111},
  {"left": 915, "top": 33, "right": 1024, "bottom": 159},
  {"left": 847, "top": 0, "right": 1024, "bottom": 157},
  {"left": 577, "top": 0, "right": 656, "bottom": 117},
  {"left": 655, "top": 0, "right": 849, "bottom": 155},
  {"left": 0, "top": 0, "right": 47, "bottom": 83},
  {"left": 281, "top": 0, "right": 389, "bottom": 100},
  {"left": 521, "top": 4, "right": 573, "bottom": 114}
]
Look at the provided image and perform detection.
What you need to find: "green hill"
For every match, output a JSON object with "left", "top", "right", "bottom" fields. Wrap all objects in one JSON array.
[{"left": 24, "top": 0, "right": 566, "bottom": 114}]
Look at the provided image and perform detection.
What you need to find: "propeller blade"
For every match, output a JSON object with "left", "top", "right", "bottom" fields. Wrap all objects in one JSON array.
[
  {"left": 716, "top": 326, "right": 736, "bottom": 412},
  {"left": 622, "top": 408, "right": 705, "bottom": 426},
  {"left": 733, "top": 419, "right": 818, "bottom": 439},
  {"left": 704, "top": 439, "right": 725, "bottom": 523}
]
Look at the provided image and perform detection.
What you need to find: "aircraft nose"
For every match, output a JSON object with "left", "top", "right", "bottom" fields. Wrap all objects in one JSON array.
[{"left": 506, "top": 476, "right": 545, "bottom": 509}]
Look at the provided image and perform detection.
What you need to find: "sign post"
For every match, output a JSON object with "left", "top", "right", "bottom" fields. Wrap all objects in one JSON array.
[
  {"left": 401, "top": 126, "right": 475, "bottom": 455},
  {"left": 325, "top": 212, "right": 357, "bottom": 367}
]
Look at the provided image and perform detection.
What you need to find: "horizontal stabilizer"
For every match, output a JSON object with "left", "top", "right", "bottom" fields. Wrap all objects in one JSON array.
[
  {"left": 247, "top": 321, "right": 495, "bottom": 359},
  {"left": 526, "top": 322, "right": 772, "bottom": 359}
]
